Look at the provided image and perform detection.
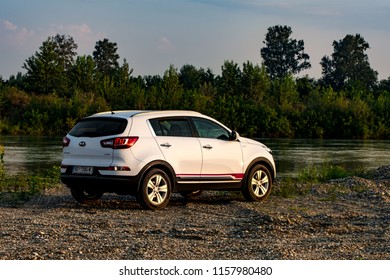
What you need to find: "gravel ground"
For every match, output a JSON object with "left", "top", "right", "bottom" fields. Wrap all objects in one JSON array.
[{"left": 1, "top": 166, "right": 389, "bottom": 260}]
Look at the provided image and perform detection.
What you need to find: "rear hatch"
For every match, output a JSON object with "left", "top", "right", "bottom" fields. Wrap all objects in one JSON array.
[{"left": 62, "top": 117, "right": 129, "bottom": 172}]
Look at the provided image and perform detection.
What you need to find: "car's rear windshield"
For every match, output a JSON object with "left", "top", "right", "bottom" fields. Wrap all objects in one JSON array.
[{"left": 69, "top": 117, "right": 128, "bottom": 137}]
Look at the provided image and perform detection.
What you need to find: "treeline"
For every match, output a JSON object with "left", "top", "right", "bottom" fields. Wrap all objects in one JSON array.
[{"left": 0, "top": 27, "right": 389, "bottom": 139}]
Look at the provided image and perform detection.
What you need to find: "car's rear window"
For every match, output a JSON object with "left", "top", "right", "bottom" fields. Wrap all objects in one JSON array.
[{"left": 69, "top": 117, "right": 128, "bottom": 137}]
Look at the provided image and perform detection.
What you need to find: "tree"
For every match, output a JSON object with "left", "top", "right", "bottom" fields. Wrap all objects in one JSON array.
[
  {"left": 241, "top": 62, "right": 270, "bottom": 103},
  {"left": 109, "top": 58, "right": 134, "bottom": 109},
  {"left": 376, "top": 77, "right": 390, "bottom": 94},
  {"left": 179, "top": 64, "right": 204, "bottom": 90},
  {"left": 261, "top": 25, "right": 311, "bottom": 79},
  {"left": 52, "top": 34, "right": 78, "bottom": 72},
  {"left": 218, "top": 60, "right": 242, "bottom": 97},
  {"left": 116, "top": 58, "right": 133, "bottom": 92},
  {"left": 215, "top": 61, "right": 244, "bottom": 130},
  {"left": 93, "top": 38, "right": 120, "bottom": 76},
  {"left": 7, "top": 72, "right": 26, "bottom": 89},
  {"left": 179, "top": 64, "right": 214, "bottom": 90},
  {"left": 161, "top": 65, "right": 183, "bottom": 109},
  {"left": 23, "top": 38, "right": 59, "bottom": 94},
  {"left": 70, "top": 55, "right": 96, "bottom": 92},
  {"left": 23, "top": 34, "right": 77, "bottom": 94},
  {"left": 320, "top": 34, "right": 378, "bottom": 91}
]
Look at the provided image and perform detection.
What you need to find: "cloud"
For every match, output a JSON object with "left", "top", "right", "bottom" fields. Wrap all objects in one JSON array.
[
  {"left": 47, "top": 23, "right": 106, "bottom": 55},
  {"left": 3, "top": 20, "right": 17, "bottom": 31},
  {"left": 49, "top": 23, "right": 92, "bottom": 37},
  {"left": 0, "top": 20, "right": 105, "bottom": 59},
  {"left": 0, "top": 19, "right": 34, "bottom": 46},
  {"left": 156, "top": 36, "right": 175, "bottom": 52}
]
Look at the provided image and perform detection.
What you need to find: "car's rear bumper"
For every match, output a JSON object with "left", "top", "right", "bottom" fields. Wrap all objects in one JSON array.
[{"left": 60, "top": 173, "right": 140, "bottom": 195}]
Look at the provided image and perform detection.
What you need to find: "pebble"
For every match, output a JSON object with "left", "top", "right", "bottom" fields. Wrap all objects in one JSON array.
[{"left": 0, "top": 166, "right": 388, "bottom": 259}]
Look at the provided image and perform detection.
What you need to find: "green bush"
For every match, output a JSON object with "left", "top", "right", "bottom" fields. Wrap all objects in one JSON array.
[
  {"left": 0, "top": 166, "right": 60, "bottom": 205},
  {"left": 296, "top": 163, "right": 351, "bottom": 183},
  {"left": 273, "top": 163, "right": 361, "bottom": 198}
]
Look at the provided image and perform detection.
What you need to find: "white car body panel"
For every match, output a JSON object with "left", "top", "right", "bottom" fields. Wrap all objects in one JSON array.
[
  {"left": 197, "top": 138, "right": 244, "bottom": 179},
  {"left": 62, "top": 136, "right": 114, "bottom": 167},
  {"left": 154, "top": 136, "right": 202, "bottom": 177}
]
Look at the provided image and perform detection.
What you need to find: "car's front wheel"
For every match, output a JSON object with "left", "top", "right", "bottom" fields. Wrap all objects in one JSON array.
[
  {"left": 241, "top": 164, "right": 272, "bottom": 201},
  {"left": 137, "top": 168, "right": 172, "bottom": 210},
  {"left": 70, "top": 186, "right": 103, "bottom": 203}
]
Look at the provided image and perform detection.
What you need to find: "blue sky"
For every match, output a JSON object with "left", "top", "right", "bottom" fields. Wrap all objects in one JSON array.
[{"left": 1, "top": 0, "right": 390, "bottom": 80}]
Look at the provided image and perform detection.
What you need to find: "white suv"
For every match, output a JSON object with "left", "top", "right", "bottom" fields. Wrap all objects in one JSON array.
[{"left": 61, "top": 110, "right": 276, "bottom": 210}]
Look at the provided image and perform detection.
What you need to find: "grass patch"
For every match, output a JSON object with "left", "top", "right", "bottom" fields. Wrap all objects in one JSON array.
[
  {"left": 273, "top": 163, "right": 363, "bottom": 198},
  {"left": 296, "top": 163, "right": 353, "bottom": 183},
  {"left": 273, "top": 177, "right": 312, "bottom": 198},
  {"left": 0, "top": 166, "right": 60, "bottom": 205}
]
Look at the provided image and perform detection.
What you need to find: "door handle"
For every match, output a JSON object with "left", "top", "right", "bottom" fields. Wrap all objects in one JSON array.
[
  {"left": 160, "top": 143, "right": 172, "bottom": 148},
  {"left": 202, "top": 144, "right": 213, "bottom": 149}
]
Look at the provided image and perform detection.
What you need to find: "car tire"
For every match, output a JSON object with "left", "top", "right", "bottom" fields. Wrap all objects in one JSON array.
[
  {"left": 241, "top": 164, "right": 272, "bottom": 201},
  {"left": 179, "top": 190, "right": 203, "bottom": 199},
  {"left": 137, "top": 168, "right": 172, "bottom": 210},
  {"left": 70, "top": 186, "right": 103, "bottom": 203}
]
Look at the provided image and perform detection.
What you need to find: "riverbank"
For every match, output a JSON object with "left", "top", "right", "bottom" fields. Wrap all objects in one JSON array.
[{"left": 0, "top": 166, "right": 389, "bottom": 260}]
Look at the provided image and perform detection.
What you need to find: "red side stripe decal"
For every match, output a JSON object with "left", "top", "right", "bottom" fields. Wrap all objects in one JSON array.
[{"left": 177, "top": 173, "right": 244, "bottom": 179}]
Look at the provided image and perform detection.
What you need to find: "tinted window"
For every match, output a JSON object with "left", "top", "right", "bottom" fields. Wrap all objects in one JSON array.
[
  {"left": 69, "top": 117, "right": 128, "bottom": 137},
  {"left": 192, "top": 117, "right": 230, "bottom": 140},
  {"left": 149, "top": 118, "right": 192, "bottom": 137}
]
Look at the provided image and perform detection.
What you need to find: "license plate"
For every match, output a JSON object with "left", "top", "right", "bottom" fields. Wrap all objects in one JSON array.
[{"left": 72, "top": 166, "right": 94, "bottom": 175}]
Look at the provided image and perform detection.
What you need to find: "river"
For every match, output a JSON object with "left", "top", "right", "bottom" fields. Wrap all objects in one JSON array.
[
  {"left": 0, "top": 135, "right": 389, "bottom": 178},
  {"left": 261, "top": 138, "right": 390, "bottom": 177}
]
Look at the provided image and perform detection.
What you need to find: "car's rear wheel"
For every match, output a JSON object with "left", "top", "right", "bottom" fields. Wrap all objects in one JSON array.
[
  {"left": 137, "top": 168, "right": 172, "bottom": 210},
  {"left": 70, "top": 186, "right": 103, "bottom": 203},
  {"left": 241, "top": 164, "right": 272, "bottom": 201}
]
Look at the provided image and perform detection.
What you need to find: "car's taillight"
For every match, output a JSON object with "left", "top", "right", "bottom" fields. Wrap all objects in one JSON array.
[
  {"left": 63, "top": 136, "right": 70, "bottom": 147},
  {"left": 101, "top": 137, "right": 139, "bottom": 149}
]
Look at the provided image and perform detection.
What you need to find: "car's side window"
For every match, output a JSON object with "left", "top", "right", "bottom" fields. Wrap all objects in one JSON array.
[
  {"left": 150, "top": 118, "right": 193, "bottom": 137},
  {"left": 192, "top": 117, "right": 230, "bottom": 140}
]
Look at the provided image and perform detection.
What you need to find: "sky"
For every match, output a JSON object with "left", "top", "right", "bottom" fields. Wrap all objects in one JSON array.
[{"left": 1, "top": 0, "right": 390, "bottom": 80}]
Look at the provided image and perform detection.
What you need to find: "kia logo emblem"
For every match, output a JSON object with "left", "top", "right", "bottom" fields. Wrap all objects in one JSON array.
[{"left": 79, "top": 141, "right": 86, "bottom": 147}]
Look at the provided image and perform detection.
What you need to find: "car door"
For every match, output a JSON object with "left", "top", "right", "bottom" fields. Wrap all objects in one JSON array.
[
  {"left": 191, "top": 117, "right": 244, "bottom": 181},
  {"left": 150, "top": 118, "right": 202, "bottom": 179}
]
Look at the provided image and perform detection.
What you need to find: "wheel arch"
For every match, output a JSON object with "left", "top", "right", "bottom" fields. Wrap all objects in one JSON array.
[
  {"left": 136, "top": 160, "right": 177, "bottom": 192},
  {"left": 243, "top": 157, "right": 276, "bottom": 185}
]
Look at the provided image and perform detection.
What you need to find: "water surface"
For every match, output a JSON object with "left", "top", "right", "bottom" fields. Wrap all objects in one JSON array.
[
  {"left": 261, "top": 138, "right": 390, "bottom": 177},
  {"left": 0, "top": 136, "right": 389, "bottom": 178}
]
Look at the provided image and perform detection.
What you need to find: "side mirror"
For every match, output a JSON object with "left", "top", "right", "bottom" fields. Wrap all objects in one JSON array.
[{"left": 229, "top": 131, "right": 239, "bottom": 141}]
